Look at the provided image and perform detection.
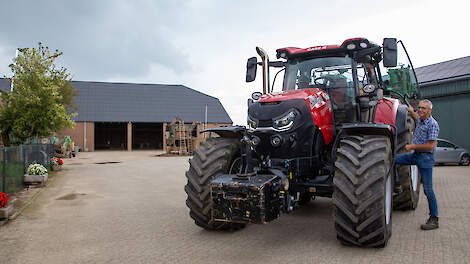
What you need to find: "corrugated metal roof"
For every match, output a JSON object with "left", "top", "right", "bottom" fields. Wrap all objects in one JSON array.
[
  {"left": 416, "top": 55, "right": 470, "bottom": 85},
  {"left": 0, "top": 79, "right": 232, "bottom": 123}
]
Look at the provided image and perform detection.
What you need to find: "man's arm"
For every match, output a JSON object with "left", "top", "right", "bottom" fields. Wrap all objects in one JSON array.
[
  {"left": 405, "top": 140, "right": 436, "bottom": 152},
  {"left": 407, "top": 106, "right": 418, "bottom": 121}
]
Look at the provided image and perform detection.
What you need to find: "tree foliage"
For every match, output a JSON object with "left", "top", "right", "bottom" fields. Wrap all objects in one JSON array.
[{"left": 0, "top": 43, "right": 77, "bottom": 146}]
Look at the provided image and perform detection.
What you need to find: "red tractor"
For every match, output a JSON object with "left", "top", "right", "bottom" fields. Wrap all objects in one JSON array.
[{"left": 185, "top": 38, "right": 421, "bottom": 247}]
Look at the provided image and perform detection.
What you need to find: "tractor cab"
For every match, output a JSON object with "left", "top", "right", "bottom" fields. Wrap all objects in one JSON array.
[{"left": 247, "top": 38, "right": 420, "bottom": 129}]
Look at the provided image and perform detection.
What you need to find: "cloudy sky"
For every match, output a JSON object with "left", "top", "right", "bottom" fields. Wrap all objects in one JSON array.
[{"left": 1, "top": 0, "right": 469, "bottom": 125}]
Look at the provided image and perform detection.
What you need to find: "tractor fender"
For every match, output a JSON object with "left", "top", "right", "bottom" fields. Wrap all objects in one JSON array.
[
  {"left": 201, "top": 126, "right": 246, "bottom": 139},
  {"left": 339, "top": 123, "right": 396, "bottom": 155},
  {"left": 395, "top": 104, "right": 410, "bottom": 136}
]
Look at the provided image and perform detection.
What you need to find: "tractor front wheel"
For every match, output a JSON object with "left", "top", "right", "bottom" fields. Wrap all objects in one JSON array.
[
  {"left": 185, "top": 137, "right": 246, "bottom": 231},
  {"left": 333, "top": 135, "right": 393, "bottom": 247}
]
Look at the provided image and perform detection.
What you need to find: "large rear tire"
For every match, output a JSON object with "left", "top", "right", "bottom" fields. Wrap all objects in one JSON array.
[
  {"left": 333, "top": 135, "right": 393, "bottom": 247},
  {"left": 185, "top": 137, "right": 246, "bottom": 231},
  {"left": 393, "top": 117, "right": 421, "bottom": 210}
]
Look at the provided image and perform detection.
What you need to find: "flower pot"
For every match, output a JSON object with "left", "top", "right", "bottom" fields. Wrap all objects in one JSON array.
[
  {"left": 52, "top": 164, "right": 62, "bottom": 171},
  {"left": 0, "top": 204, "right": 13, "bottom": 219},
  {"left": 23, "top": 173, "right": 48, "bottom": 185}
]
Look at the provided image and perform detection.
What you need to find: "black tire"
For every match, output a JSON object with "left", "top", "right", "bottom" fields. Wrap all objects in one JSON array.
[
  {"left": 394, "top": 117, "right": 421, "bottom": 210},
  {"left": 460, "top": 154, "right": 470, "bottom": 166},
  {"left": 185, "top": 137, "right": 246, "bottom": 231},
  {"left": 333, "top": 135, "right": 393, "bottom": 247}
]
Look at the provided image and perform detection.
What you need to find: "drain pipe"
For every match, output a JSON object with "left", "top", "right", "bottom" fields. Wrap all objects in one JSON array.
[
  {"left": 84, "top": 121, "right": 87, "bottom": 151},
  {"left": 256, "top": 47, "right": 270, "bottom": 94}
]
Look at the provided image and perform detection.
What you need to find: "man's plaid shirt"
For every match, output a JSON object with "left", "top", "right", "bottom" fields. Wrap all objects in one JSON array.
[{"left": 412, "top": 115, "right": 439, "bottom": 149}]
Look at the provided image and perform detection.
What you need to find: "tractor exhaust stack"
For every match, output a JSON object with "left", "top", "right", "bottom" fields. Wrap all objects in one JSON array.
[{"left": 256, "top": 47, "right": 270, "bottom": 94}]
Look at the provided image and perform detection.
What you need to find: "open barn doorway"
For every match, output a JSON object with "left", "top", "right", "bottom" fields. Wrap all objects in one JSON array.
[
  {"left": 132, "top": 123, "right": 163, "bottom": 150},
  {"left": 94, "top": 122, "right": 127, "bottom": 150}
]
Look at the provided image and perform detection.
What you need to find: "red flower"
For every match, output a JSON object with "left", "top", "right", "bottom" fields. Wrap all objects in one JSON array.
[
  {"left": 57, "top": 158, "right": 63, "bottom": 165},
  {"left": 0, "top": 193, "right": 8, "bottom": 208}
]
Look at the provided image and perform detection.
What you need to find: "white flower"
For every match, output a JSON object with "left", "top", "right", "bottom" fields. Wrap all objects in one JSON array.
[{"left": 27, "top": 164, "right": 48, "bottom": 176}]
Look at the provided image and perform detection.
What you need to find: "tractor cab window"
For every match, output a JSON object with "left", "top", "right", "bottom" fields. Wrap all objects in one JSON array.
[
  {"left": 357, "top": 63, "right": 378, "bottom": 94},
  {"left": 284, "top": 57, "right": 354, "bottom": 91},
  {"left": 381, "top": 40, "right": 419, "bottom": 106},
  {"left": 283, "top": 56, "right": 360, "bottom": 124}
]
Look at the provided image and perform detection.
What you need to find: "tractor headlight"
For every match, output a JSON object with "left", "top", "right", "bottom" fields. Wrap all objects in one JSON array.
[
  {"left": 247, "top": 116, "right": 257, "bottom": 130},
  {"left": 273, "top": 110, "right": 298, "bottom": 131}
]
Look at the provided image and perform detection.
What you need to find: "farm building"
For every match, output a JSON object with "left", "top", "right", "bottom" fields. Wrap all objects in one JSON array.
[{"left": 0, "top": 79, "right": 232, "bottom": 151}]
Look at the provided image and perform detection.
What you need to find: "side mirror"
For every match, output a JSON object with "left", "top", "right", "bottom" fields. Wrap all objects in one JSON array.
[
  {"left": 383, "top": 38, "right": 397, "bottom": 68},
  {"left": 246, "top": 57, "right": 257, "bottom": 82}
]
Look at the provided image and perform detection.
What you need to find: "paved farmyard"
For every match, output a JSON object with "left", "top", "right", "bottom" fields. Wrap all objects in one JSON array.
[{"left": 1, "top": 151, "right": 469, "bottom": 264}]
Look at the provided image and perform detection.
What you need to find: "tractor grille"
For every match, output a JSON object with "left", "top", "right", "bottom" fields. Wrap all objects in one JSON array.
[{"left": 258, "top": 120, "right": 273, "bottom": 127}]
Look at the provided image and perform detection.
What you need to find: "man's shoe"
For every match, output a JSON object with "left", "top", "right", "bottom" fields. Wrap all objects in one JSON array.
[{"left": 421, "top": 216, "right": 439, "bottom": 230}]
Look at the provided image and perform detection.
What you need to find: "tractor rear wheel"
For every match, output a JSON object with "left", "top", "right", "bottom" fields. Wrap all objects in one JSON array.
[
  {"left": 393, "top": 116, "right": 421, "bottom": 210},
  {"left": 333, "top": 135, "right": 393, "bottom": 247},
  {"left": 185, "top": 137, "right": 246, "bottom": 231}
]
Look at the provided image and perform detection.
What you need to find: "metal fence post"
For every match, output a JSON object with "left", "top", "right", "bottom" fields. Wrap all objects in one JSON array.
[
  {"left": 22, "top": 145, "right": 26, "bottom": 174},
  {"left": 2, "top": 148, "right": 6, "bottom": 193}
]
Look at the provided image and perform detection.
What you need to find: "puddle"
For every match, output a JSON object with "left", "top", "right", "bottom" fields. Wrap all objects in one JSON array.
[
  {"left": 94, "top": 161, "right": 122, "bottom": 164},
  {"left": 56, "top": 193, "right": 87, "bottom": 200}
]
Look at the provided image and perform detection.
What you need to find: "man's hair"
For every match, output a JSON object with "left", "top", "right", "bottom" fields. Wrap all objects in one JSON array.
[{"left": 420, "top": 99, "right": 433, "bottom": 109}]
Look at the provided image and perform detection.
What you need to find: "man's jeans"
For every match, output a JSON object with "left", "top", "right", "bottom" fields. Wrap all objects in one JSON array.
[{"left": 395, "top": 152, "right": 438, "bottom": 217}]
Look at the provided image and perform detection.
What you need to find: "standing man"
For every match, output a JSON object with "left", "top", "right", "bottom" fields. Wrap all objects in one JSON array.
[{"left": 396, "top": 99, "right": 440, "bottom": 230}]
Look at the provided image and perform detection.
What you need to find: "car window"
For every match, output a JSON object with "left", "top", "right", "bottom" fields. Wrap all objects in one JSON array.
[{"left": 437, "top": 141, "right": 454, "bottom": 148}]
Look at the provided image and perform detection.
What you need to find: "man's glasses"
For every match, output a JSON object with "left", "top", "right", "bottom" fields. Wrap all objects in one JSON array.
[{"left": 417, "top": 106, "right": 428, "bottom": 110}]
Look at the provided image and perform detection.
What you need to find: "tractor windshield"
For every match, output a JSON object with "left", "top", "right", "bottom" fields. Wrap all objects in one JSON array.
[
  {"left": 283, "top": 57, "right": 354, "bottom": 92},
  {"left": 283, "top": 56, "right": 377, "bottom": 125}
]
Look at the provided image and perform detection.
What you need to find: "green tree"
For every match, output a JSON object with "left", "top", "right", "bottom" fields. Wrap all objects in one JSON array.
[{"left": 0, "top": 43, "right": 77, "bottom": 146}]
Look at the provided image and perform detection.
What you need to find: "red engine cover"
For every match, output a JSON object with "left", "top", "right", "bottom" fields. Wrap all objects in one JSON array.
[
  {"left": 257, "top": 90, "right": 401, "bottom": 145},
  {"left": 259, "top": 89, "right": 334, "bottom": 145}
]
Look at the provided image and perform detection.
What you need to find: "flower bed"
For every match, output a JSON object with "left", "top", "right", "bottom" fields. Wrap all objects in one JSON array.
[
  {"left": 0, "top": 192, "right": 12, "bottom": 219},
  {"left": 50, "top": 157, "right": 63, "bottom": 171},
  {"left": 24, "top": 164, "right": 48, "bottom": 185}
]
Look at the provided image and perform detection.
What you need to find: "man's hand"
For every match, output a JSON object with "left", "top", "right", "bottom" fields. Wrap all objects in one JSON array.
[
  {"left": 405, "top": 144, "right": 414, "bottom": 152},
  {"left": 407, "top": 106, "right": 418, "bottom": 121}
]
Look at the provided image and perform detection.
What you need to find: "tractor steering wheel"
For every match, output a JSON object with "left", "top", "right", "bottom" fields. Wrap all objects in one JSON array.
[{"left": 313, "top": 76, "right": 333, "bottom": 86}]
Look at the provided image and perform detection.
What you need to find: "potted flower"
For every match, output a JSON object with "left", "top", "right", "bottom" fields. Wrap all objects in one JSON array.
[
  {"left": 23, "top": 163, "right": 48, "bottom": 185},
  {"left": 50, "top": 157, "right": 64, "bottom": 171},
  {"left": 0, "top": 192, "right": 13, "bottom": 220}
]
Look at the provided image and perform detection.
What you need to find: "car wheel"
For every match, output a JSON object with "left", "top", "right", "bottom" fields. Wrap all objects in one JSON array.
[{"left": 460, "top": 155, "right": 470, "bottom": 166}]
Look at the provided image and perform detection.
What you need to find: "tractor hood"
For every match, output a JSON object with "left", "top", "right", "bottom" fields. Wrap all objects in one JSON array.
[{"left": 250, "top": 88, "right": 334, "bottom": 145}]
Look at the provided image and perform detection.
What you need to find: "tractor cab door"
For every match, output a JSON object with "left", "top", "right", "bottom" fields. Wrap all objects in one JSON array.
[{"left": 308, "top": 58, "right": 359, "bottom": 127}]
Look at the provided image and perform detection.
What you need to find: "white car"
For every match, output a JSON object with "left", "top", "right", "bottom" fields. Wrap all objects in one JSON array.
[{"left": 435, "top": 139, "right": 470, "bottom": 166}]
